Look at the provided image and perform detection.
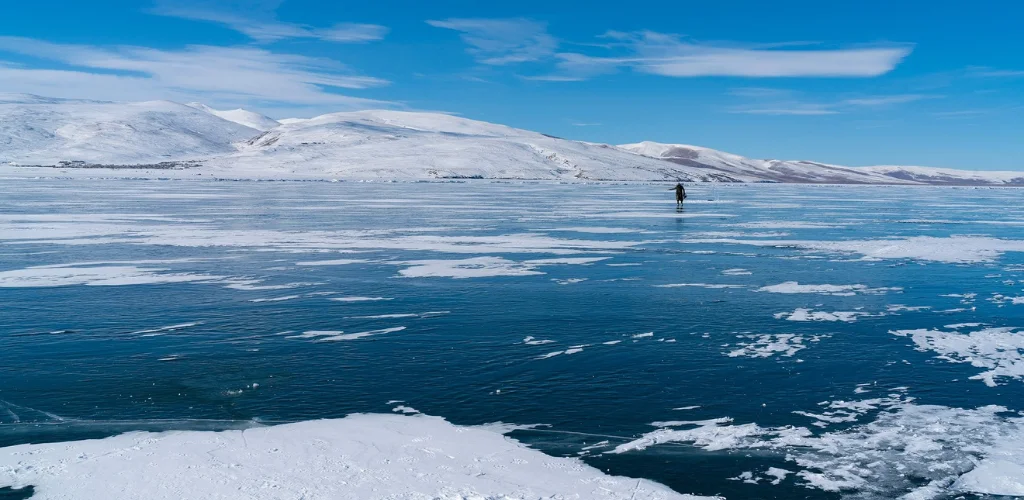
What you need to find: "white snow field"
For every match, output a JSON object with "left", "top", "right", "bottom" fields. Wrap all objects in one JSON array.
[
  {"left": 0, "top": 413, "right": 711, "bottom": 500},
  {"left": 2, "top": 94, "right": 1022, "bottom": 184},
  {"left": 185, "top": 102, "right": 281, "bottom": 131},
  {"left": 0, "top": 94, "right": 258, "bottom": 165}
]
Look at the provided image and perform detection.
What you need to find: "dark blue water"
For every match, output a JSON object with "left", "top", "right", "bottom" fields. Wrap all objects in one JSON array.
[{"left": 2, "top": 180, "right": 1023, "bottom": 498}]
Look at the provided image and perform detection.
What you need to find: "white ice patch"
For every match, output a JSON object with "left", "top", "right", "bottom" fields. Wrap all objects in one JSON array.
[
  {"left": 249, "top": 295, "right": 301, "bottom": 303},
  {"left": 887, "top": 304, "right": 931, "bottom": 312},
  {"left": 345, "top": 311, "right": 449, "bottom": 320},
  {"left": 655, "top": 283, "right": 746, "bottom": 289},
  {"left": 552, "top": 278, "right": 587, "bottom": 285},
  {"left": 522, "top": 336, "right": 555, "bottom": 345},
  {"left": 131, "top": 322, "right": 200, "bottom": 337},
  {"left": 294, "top": 259, "right": 368, "bottom": 266},
  {"left": 774, "top": 308, "right": 875, "bottom": 322},
  {"left": 317, "top": 327, "right": 407, "bottom": 341},
  {"left": 545, "top": 226, "right": 645, "bottom": 234},
  {"left": 0, "top": 413, "right": 707, "bottom": 500},
  {"left": 725, "top": 334, "right": 816, "bottom": 358},
  {"left": 611, "top": 397, "right": 1024, "bottom": 498},
  {"left": 3, "top": 222, "right": 642, "bottom": 256},
  {"left": 721, "top": 268, "right": 751, "bottom": 276},
  {"left": 756, "top": 281, "right": 899, "bottom": 296},
  {"left": 538, "top": 345, "right": 589, "bottom": 359},
  {"left": 395, "top": 256, "right": 607, "bottom": 279},
  {"left": 891, "top": 326, "right": 1024, "bottom": 386},
  {"left": 0, "top": 265, "right": 224, "bottom": 288},
  {"left": 222, "top": 280, "right": 319, "bottom": 291},
  {"left": 686, "top": 236, "right": 1024, "bottom": 264},
  {"left": 329, "top": 296, "right": 393, "bottom": 303}
]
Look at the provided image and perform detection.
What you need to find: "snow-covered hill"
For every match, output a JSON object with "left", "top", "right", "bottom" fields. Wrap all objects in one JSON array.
[
  {"left": 860, "top": 165, "right": 1024, "bottom": 185},
  {"left": 205, "top": 110, "right": 744, "bottom": 181},
  {"left": 619, "top": 141, "right": 1024, "bottom": 186},
  {"left": 0, "top": 94, "right": 259, "bottom": 165},
  {"left": 186, "top": 103, "right": 281, "bottom": 131},
  {"left": 1, "top": 95, "right": 1021, "bottom": 184}
]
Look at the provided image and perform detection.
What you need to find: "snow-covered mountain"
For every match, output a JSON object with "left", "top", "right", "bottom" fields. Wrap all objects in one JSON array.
[
  {"left": 619, "top": 141, "right": 1024, "bottom": 186},
  {"left": 205, "top": 110, "right": 742, "bottom": 181},
  {"left": 0, "top": 94, "right": 259, "bottom": 165},
  {"left": 185, "top": 103, "right": 281, "bottom": 131},
  {"left": 1, "top": 95, "right": 1021, "bottom": 184}
]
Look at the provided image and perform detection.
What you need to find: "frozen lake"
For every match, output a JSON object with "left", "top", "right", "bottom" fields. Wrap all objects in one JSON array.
[{"left": 2, "top": 179, "right": 1024, "bottom": 499}]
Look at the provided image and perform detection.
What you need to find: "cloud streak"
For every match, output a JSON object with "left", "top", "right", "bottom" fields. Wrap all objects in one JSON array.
[
  {"left": 728, "top": 91, "right": 939, "bottom": 116},
  {"left": 535, "top": 31, "right": 911, "bottom": 81},
  {"left": 153, "top": 6, "right": 388, "bottom": 43},
  {"left": 427, "top": 18, "right": 557, "bottom": 65},
  {"left": 0, "top": 37, "right": 390, "bottom": 111}
]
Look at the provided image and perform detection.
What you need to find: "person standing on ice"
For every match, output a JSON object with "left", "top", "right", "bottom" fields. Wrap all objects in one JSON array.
[{"left": 670, "top": 182, "right": 686, "bottom": 209}]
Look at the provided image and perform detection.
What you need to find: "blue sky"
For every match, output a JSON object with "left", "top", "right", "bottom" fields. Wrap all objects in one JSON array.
[{"left": 1, "top": 0, "right": 1022, "bottom": 169}]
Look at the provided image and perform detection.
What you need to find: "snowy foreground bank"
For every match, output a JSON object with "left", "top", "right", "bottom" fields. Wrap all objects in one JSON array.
[{"left": 0, "top": 413, "right": 709, "bottom": 500}]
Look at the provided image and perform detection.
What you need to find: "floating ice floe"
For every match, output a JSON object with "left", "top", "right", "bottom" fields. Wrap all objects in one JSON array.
[
  {"left": 774, "top": 308, "right": 877, "bottom": 322},
  {"left": 222, "top": 280, "right": 321, "bottom": 291},
  {"left": 721, "top": 268, "right": 752, "bottom": 276},
  {"left": 131, "top": 322, "right": 201, "bottom": 337},
  {"left": 329, "top": 296, "right": 393, "bottom": 302},
  {"left": 609, "top": 396, "right": 1024, "bottom": 498},
  {"left": 0, "top": 265, "right": 224, "bottom": 288},
  {"left": 294, "top": 259, "right": 369, "bottom": 266},
  {"left": 537, "top": 344, "right": 589, "bottom": 359},
  {"left": 393, "top": 256, "right": 607, "bottom": 279},
  {"left": 685, "top": 236, "right": 1024, "bottom": 263},
  {"left": 319, "top": 327, "right": 407, "bottom": 341},
  {"left": 729, "top": 468, "right": 793, "bottom": 485},
  {"left": 522, "top": 336, "right": 555, "bottom": 345},
  {"left": 551, "top": 278, "right": 587, "bottom": 285},
  {"left": 654, "top": 283, "right": 746, "bottom": 289},
  {"left": 725, "top": 334, "right": 823, "bottom": 358},
  {"left": 891, "top": 326, "right": 1024, "bottom": 386},
  {"left": 249, "top": 294, "right": 302, "bottom": 303},
  {"left": 0, "top": 413, "right": 708, "bottom": 500},
  {"left": 886, "top": 304, "right": 931, "bottom": 312},
  {"left": 756, "top": 281, "right": 900, "bottom": 296}
]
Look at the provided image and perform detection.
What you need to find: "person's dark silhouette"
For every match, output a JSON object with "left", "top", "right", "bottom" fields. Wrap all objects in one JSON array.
[{"left": 670, "top": 183, "right": 686, "bottom": 209}]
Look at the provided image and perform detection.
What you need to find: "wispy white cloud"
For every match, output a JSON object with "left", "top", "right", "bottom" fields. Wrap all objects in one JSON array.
[
  {"left": 932, "top": 109, "right": 989, "bottom": 117},
  {"left": 840, "top": 94, "right": 939, "bottom": 106},
  {"left": 152, "top": 5, "right": 387, "bottom": 43},
  {"left": 728, "top": 91, "right": 939, "bottom": 115},
  {"left": 536, "top": 31, "right": 911, "bottom": 81},
  {"left": 427, "top": 18, "right": 557, "bottom": 65},
  {"left": 730, "top": 105, "right": 839, "bottom": 116},
  {"left": 965, "top": 66, "right": 1024, "bottom": 78},
  {"left": 520, "top": 74, "right": 586, "bottom": 82},
  {"left": 0, "top": 37, "right": 390, "bottom": 111}
]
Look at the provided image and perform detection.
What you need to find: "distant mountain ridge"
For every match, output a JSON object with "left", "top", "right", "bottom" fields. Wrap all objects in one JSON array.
[
  {"left": 617, "top": 141, "right": 1024, "bottom": 186},
  {"left": 1, "top": 95, "right": 1020, "bottom": 185}
]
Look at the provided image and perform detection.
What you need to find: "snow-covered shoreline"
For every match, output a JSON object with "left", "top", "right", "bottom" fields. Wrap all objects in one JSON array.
[{"left": 0, "top": 413, "right": 711, "bottom": 500}]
